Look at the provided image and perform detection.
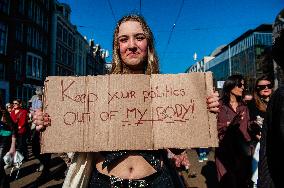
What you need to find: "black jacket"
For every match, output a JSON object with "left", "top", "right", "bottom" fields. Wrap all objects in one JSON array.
[{"left": 259, "top": 87, "right": 284, "bottom": 188}]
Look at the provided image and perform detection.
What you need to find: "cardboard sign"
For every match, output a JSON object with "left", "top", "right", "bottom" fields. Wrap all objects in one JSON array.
[{"left": 41, "top": 73, "right": 218, "bottom": 153}]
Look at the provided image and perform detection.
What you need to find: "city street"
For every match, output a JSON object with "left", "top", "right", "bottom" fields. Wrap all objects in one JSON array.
[
  {"left": 6, "top": 145, "right": 66, "bottom": 188},
  {"left": 6, "top": 147, "right": 218, "bottom": 188}
]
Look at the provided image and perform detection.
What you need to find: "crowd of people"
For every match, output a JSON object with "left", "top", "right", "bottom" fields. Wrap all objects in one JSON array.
[
  {"left": 0, "top": 86, "right": 52, "bottom": 187},
  {"left": 0, "top": 8, "right": 283, "bottom": 188}
]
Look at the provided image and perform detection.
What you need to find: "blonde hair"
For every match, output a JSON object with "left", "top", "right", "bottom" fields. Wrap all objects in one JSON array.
[{"left": 111, "top": 14, "right": 159, "bottom": 75}]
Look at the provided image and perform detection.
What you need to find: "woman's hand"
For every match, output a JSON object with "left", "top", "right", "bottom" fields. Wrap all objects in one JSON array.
[
  {"left": 172, "top": 152, "right": 190, "bottom": 170},
  {"left": 206, "top": 91, "right": 219, "bottom": 113},
  {"left": 256, "top": 134, "right": 261, "bottom": 141},
  {"left": 33, "top": 109, "right": 50, "bottom": 131},
  {"left": 167, "top": 149, "right": 190, "bottom": 170}
]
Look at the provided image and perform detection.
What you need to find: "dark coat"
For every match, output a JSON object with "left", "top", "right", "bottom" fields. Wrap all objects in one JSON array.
[
  {"left": 259, "top": 87, "right": 284, "bottom": 188},
  {"left": 215, "top": 100, "right": 252, "bottom": 188}
]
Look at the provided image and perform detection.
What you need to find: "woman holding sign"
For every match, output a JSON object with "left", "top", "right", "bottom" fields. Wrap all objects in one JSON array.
[{"left": 34, "top": 14, "right": 219, "bottom": 187}]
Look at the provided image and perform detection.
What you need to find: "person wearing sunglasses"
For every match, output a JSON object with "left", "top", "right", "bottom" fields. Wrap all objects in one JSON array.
[
  {"left": 247, "top": 75, "right": 273, "bottom": 188},
  {"left": 215, "top": 74, "right": 253, "bottom": 188},
  {"left": 10, "top": 99, "right": 29, "bottom": 160}
]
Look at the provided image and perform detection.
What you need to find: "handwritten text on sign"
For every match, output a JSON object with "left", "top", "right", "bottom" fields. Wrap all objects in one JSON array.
[{"left": 61, "top": 79, "right": 195, "bottom": 126}]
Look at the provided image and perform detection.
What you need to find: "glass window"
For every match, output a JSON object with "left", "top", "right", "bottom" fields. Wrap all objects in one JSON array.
[
  {"left": 57, "top": 24, "right": 62, "bottom": 40},
  {"left": 15, "top": 23, "right": 23, "bottom": 42},
  {"left": 14, "top": 54, "right": 22, "bottom": 80},
  {"left": 0, "top": 63, "right": 4, "bottom": 80},
  {"left": 0, "top": 22, "right": 7, "bottom": 54},
  {"left": 27, "top": 55, "right": 32, "bottom": 76},
  {"left": 0, "top": 0, "right": 9, "bottom": 13},
  {"left": 23, "top": 87, "right": 27, "bottom": 103},
  {"left": 18, "top": 0, "right": 24, "bottom": 14},
  {"left": 26, "top": 53, "right": 43, "bottom": 79},
  {"left": 28, "top": 0, "right": 33, "bottom": 18},
  {"left": 68, "top": 33, "right": 71, "bottom": 46},
  {"left": 32, "top": 57, "right": 37, "bottom": 77},
  {"left": 63, "top": 28, "right": 67, "bottom": 43},
  {"left": 17, "top": 86, "right": 23, "bottom": 100}
]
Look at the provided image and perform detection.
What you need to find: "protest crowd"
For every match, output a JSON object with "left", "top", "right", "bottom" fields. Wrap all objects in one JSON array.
[{"left": 0, "top": 7, "right": 283, "bottom": 188}]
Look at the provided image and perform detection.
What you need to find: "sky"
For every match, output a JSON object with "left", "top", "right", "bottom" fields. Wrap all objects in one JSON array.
[{"left": 60, "top": 0, "right": 283, "bottom": 74}]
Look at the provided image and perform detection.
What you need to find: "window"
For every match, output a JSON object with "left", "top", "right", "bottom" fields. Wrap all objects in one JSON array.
[
  {"left": 68, "top": 33, "right": 73, "bottom": 47},
  {"left": 18, "top": 0, "right": 24, "bottom": 14},
  {"left": 0, "top": 22, "right": 7, "bottom": 54},
  {"left": 63, "top": 28, "right": 67, "bottom": 43},
  {"left": 27, "top": 27, "right": 32, "bottom": 46},
  {"left": 15, "top": 23, "right": 23, "bottom": 42},
  {"left": 26, "top": 53, "right": 43, "bottom": 80},
  {"left": 57, "top": 24, "right": 62, "bottom": 40},
  {"left": 14, "top": 54, "right": 22, "bottom": 80},
  {"left": 16, "top": 86, "right": 23, "bottom": 100},
  {"left": 0, "top": 0, "right": 9, "bottom": 13},
  {"left": 44, "top": 17, "right": 48, "bottom": 32},
  {"left": 0, "top": 63, "right": 4, "bottom": 80},
  {"left": 28, "top": 0, "right": 33, "bottom": 18}
]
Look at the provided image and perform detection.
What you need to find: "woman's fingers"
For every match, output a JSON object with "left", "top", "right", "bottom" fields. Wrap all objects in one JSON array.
[
  {"left": 206, "top": 92, "right": 220, "bottom": 113},
  {"left": 172, "top": 152, "right": 190, "bottom": 169},
  {"left": 33, "top": 110, "right": 51, "bottom": 127}
]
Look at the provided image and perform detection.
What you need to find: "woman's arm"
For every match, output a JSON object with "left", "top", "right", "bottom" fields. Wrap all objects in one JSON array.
[{"left": 8, "top": 135, "right": 16, "bottom": 155}]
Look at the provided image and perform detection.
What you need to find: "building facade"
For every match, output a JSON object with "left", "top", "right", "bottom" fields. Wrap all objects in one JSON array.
[
  {"left": 186, "top": 56, "right": 214, "bottom": 73},
  {"left": 50, "top": 0, "right": 106, "bottom": 76},
  {"left": 87, "top": 40, "right": 107, "bottom": 76},
  {"left": 0, "top": 0, "right": 51, "bottom": 104},
  {"left": 205, "top": 24, "right": 273, "bottom": 91},
  {"left": 0, "top": 0, "right": 107, "bottom": 104},
  {"left": 50, "top": 1, "right": 76, "bottom": 76}
]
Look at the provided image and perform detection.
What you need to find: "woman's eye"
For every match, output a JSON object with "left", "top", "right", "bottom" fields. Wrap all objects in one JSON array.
[
  {"left": 119, "top": 38, "right": 128, "bottom": 43},
  {"left": 136, "top": 36, "right": 145, "bottom": 41}
]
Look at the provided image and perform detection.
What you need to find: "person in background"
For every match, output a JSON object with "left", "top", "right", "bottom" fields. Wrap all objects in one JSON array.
[
  {"left": 33, "top": 14, "right": 220, "bottom": 188},
  {"left": 0, "top": 96, "right": 17, "bottom": 188},
  {"left": 247, "top": 75, "right": 273, "bottom": 188},
  {"left": 29, "top": 87, "right": 51, "bottom": 176},
  {"left": 215, "top": 74, "right": 253, "bottom": 188},
  {"left": 10, "top": 99, "right": 28, "bottom": 160},
  {"left": 258, "top": 8, "right": 284, "bottom": 188},
  {"left": 197, "top": 148, "right": 209, "bottom": 163},
  {"left": 5, "top": 103, "right": 13, "bottom": 114},
  {"left": 243, "top": 91, "right": 253, "bottom": 104}
]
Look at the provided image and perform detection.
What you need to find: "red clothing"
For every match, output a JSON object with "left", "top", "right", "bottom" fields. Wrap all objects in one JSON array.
[
  {"left": 10, "top": 108, "right": 28, "bottom": 135},
  {"left": 215, "top": 100, "right": 252, "bottom": 187}
]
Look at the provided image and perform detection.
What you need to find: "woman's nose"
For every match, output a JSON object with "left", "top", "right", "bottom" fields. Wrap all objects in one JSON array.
[{"left": 128, "top": 38, "right": 137, "bottom": 49}]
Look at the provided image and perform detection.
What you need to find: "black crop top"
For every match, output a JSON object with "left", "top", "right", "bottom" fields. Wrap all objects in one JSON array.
[{"left": 101, "top": 150, "right": 164, "bottom": 171}]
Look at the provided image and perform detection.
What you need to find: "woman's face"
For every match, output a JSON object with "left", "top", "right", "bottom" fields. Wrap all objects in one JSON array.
[
  {"left": 231, "top": 80, "right": 245, "bottom": 97},
  {"left": 12, "top": 101, "right": 20, "bottom": 109},
  {"left": 6, "top": 105, "right": 12, "bottom": 112},
  {"left": 257, "top": 80, "right": 272, "bottom": 98},
  {"left": 118, "top": 21, "right": 148, "bottom": 69}
]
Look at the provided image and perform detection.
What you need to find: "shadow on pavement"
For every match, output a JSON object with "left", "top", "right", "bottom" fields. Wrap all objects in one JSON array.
[
  {"left": 9, "top": 156, "right": 65, "bottom": 181},
  {"left": 201, "top": 161, "right": 218, "bottom": 188},
  {"left": 18, "top": 157, "right": 67, "bottom": 188}
]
